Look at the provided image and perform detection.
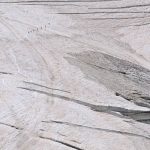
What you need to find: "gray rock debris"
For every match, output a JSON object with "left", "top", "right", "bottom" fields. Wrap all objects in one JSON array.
[{"left": 65, "top": 51, "right": 150, "bottom": 123}]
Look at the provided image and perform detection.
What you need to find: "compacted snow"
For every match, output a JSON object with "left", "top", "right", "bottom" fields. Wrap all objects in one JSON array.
[{"left": 0, "top": 0, "right": 150, "bottom": 150}]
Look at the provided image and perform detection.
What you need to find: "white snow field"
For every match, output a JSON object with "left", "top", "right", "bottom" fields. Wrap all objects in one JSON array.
[{"left": 0, "top": 0, "right": 150, "bottom": 150}]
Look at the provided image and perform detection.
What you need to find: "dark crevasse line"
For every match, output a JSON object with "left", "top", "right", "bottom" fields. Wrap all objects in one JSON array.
[
  {"left": 0, "top": 72, "right": 13, "bottom": 75},
  {"left": 42, "top": 120, "right": 150, "bottom": 140},
  {"left": 111, "top": 22, "right": 150, "bottom": 28},
  {"left": 0, "top": 122, "right": 23, "bottom": 130},
  {"left": 56, "top": 11, "right": 150, "bottom": 14},
  {"left": 17, "top": 87, "right": 146, "bottom": 113},
  {"left": 0, "top": 0, "right": 120, "bottom": 4},
  {"left": 18, "top": 87, "right": 150, "bottom": 124},
  {"left": 89, "top": 16, "right": 150, "bottom": 20},
  {"left": 133, "top": 22, "right": 150, "bottom": 26},
  {"left": 23, "top": 81, "right": 71, "bottom": 93},
  {"left": 18, "top": 3, "right": 81, "bottom": 6},
  {"left": 88, "top": 3, "right": 150, "bottom": 10},
  {"left": 39, "top": 136, "right": 84, "bottom": 150}
]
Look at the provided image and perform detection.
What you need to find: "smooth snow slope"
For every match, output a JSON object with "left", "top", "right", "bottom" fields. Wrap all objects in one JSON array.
[{"left": 0, "top": 0, "right": 150, "bottom": 150}]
